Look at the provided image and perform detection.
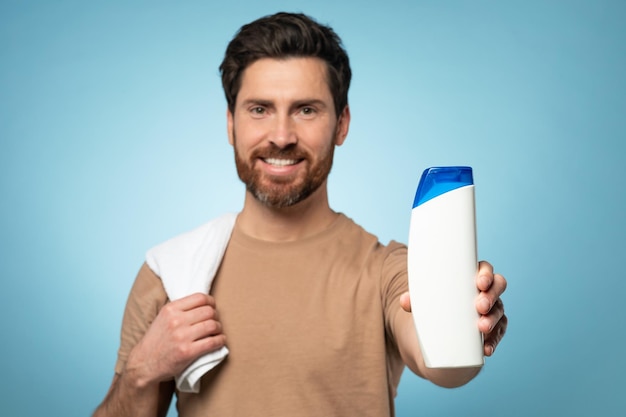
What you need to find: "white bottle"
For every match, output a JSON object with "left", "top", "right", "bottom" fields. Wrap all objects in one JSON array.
[{"left": 407, "top": 166, "right": 484, "bottom": 368}]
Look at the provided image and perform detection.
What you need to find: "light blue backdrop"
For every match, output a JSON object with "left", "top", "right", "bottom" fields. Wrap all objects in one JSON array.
[{"left": 1, "top": 1, "right": 624, "bottom": 416}]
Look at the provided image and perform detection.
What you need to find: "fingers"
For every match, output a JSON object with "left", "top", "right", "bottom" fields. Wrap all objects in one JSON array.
[
  {"left": 186, "top": 304, "right": 220, "bottom": 326},
  {"left": 189, "top": 315, "right": 224, "bottom": 340},
  {"left": 475, "top": 261, "right": 508, "bottom": 356},
  {"left": 193, "top": 332, "right": 227, "bottom": 353},
  {"left": 476, "top": 260, "right": 494, "bottom": 291},
  {"left": 129, "top": 292, "right": 227, "bottom": 383},
  {"left": 163, "top": 292, "right": 221, "bottom": 326},
  {"left": 478, "top": 298, "right": 504, "bottom": 334},
  {"left": 161, "top": 292, "right": 225, "bottom": 346},
  {"left": 178, "top": 296, "right": 225, "bottom": 342},
  {"left": 187, "top": 302, "right": 227, "bottom": 355},
  {"left": 173, "top": 292, "right": 216, "bottom": 311},
  {"left": 484, "top": 313, "right": 508, "bottom": 356},
  {"left": 476, "top": 270, "right": 507, "bottom": 316}
]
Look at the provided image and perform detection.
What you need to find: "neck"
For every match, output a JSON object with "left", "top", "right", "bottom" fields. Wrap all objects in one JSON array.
[{"left": 237, "top": 182, "right": 338, "bottom": 242}]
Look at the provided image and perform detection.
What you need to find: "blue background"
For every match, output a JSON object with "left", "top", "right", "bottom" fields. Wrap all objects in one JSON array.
[{"left": 1, "top": 1, "right": 625, "bottom": 416}]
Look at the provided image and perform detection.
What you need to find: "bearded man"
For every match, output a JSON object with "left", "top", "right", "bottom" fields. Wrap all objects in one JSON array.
[{"left": 93, "top": 12, "right": 507, "bottom": 417}]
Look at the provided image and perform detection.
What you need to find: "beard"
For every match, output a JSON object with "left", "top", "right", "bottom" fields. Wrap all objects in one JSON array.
[{"left": 233, "top": 134, "right": 335, "bottom": 209}]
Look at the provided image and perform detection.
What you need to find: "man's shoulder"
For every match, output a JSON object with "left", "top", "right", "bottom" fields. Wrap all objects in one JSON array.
[
  {"left": 145, "top": 213, "right": 237, "bottom": 280},
  {"left": 149, "top": 213, "right": 238, "bottom": 251},
  {"left": 338, "top": 213, "right": 407, "bottom": 252}
]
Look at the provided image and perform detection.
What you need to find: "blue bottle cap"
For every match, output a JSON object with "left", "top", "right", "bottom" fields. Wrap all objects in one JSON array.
[{"left": 412, "top": 166, "right": 474, "bottom": 208}]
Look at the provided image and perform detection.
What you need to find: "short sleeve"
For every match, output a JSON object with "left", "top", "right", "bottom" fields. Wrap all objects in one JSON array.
[
  {"left": 114, "top": 263, "right": 169, "bottom": 374},
  {"left": 379, "top": 241, "right": 409, "bottom": 394},
  {"left": 380, "top": 241, "right": 409, "bottom": 346}
]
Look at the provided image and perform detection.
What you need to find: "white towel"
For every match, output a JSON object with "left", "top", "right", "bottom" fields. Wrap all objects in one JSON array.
[{"left": 145, "top": 213, "right": 237, "bottom": 393}]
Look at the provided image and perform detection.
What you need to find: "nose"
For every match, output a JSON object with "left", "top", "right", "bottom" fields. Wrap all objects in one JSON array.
[{"left": 270, "top": 113, "right": 297, "bottom": 149}]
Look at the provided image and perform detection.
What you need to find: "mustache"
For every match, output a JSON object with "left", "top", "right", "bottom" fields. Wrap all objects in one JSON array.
[{"left": 250, "top": 143, "right": 310, "bottom": 160}]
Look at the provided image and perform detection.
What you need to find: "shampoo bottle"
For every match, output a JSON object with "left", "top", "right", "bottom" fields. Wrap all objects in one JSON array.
[{"left": 407, "top": 166, "right": 484, "bottom": 368}]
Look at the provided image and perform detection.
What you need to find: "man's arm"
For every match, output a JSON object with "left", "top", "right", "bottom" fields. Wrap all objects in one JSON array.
[
  {"left": 93, "top": 373, "right": 174, "bottom": 417},
  {"left": 92, "top": 293, "right": 227, "bottom": 417},
  {"left": 394, "top": 260, "right": 508, "bottom": 388}
]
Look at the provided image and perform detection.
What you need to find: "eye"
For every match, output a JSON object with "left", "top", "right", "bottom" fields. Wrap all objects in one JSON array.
[
  {"left": 299, "top": 106, "right": 316, "bottom": 116},
  {"left": 248, "top": 106, "right": 268, "bottom": 118}
]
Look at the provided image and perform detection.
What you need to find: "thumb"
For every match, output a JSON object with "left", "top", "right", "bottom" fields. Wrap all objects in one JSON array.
[{"left": 399, "top": 292, "right": 412, "bottom": 312}]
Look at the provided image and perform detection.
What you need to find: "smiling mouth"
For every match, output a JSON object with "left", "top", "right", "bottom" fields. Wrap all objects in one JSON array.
[{"left": 262, "top": 158, "right": 300, "bottom": 167}]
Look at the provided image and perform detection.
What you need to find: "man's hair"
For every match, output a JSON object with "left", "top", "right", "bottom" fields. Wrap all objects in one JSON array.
[{"left": 219, "top": 12, "right": 351, "bottom": 117}]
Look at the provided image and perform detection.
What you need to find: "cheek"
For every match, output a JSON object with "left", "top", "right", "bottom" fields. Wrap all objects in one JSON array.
[
  {"left": 234, "top": 119, "right": 267, "bottom": 146},
  {"left": 307, "top": 124, "right": 338, "bottom": 153}
]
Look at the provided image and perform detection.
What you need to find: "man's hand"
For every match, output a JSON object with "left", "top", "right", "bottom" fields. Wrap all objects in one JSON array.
[
  {"left": 125, "top": 293, "right": 227, "bottom": 387},
  {"left": 475, "top": 260, "right": 507, "bottom": 356},
  {"left": 93, "top": 293, "right": 226, "bottom": 417},
  {"left": 399, "top": 260, "right": 508, "bottom": 357}
]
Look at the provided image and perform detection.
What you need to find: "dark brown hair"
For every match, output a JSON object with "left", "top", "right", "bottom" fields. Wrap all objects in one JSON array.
[{"left": 219, "top": 12, "right": 351, "bottom": 117}]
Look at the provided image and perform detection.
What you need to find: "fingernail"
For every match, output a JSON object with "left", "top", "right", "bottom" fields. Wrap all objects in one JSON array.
[{"left": 479, "top": 297, "right": 490, "bottom": 312}]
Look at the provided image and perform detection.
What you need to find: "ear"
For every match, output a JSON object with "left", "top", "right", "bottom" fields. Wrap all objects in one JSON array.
[
  {"left": 334, "top": 105, "right": 351, "bottom": 147},
  {"left": 227, "top": 108, "right": 235, "bottom": 146}
]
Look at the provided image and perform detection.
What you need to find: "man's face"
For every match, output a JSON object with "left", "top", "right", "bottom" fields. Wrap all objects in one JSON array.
[{"left": 228, "top": 57, "right": 349, "bottom": 208}]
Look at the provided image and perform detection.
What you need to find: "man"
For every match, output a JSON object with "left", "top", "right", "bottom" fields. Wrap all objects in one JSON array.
[{"left": 93, "top": 12, "right": 507, "bottom": 417}]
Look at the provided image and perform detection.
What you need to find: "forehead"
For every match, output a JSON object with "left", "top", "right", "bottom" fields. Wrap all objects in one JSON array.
[{"left": 237, "top": 57, "right": 333, "bottom": 105}]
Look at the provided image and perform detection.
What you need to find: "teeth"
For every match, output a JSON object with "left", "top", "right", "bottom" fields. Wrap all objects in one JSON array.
[{"left": 264, "top": 158, "right": 297, "bottom": 167}]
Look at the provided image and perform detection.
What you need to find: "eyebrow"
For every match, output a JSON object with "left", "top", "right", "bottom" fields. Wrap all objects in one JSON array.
[
  {"left": 239, "top": 98, "right": 329, "bottom": 109},
  {"left": 240, "top": 98, "right": 273, "bottom": 108},
  {"left": 293, "top": 99, "right": 328, "bottom": 109}
]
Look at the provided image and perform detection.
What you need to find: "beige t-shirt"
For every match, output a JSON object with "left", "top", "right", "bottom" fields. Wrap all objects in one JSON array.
[{"left": 115, "top": 214, "right": 409, "bottom": 416}]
